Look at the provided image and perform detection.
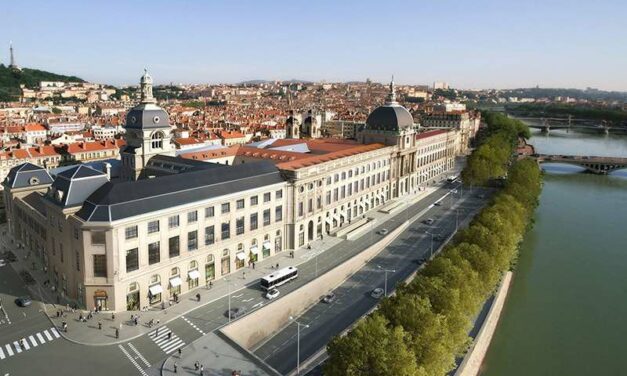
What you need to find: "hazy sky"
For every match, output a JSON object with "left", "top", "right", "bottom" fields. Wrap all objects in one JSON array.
[{"left": 2, "top": 0, "right": 626, "bottom": 90}]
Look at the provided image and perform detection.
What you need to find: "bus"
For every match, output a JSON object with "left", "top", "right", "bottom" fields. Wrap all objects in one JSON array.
[{"left": 260, "top": 266, "right": 299, "bottom": 290}]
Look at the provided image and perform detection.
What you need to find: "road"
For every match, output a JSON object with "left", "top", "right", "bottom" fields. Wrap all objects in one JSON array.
[
  {"left": 254, "top": 187, "right": 489, "bottom": 375},
  {"left": 0, "top": 181, "right": 485, "bottom": 376}
]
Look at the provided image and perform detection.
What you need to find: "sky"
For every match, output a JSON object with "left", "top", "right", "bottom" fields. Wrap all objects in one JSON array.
[{"left": 1, "top": 0, "right": 626, "bottom": 90}]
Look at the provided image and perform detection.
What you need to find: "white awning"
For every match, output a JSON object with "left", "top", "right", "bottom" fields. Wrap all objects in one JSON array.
[
  {"left": 188, "top": 270, "right": 200, "bottom": 280},
  {"left": 236, "top": 252, "right": 246, "bottom": 261},
  {"left": 250, "top": 245, "right": 260, "bottom": 255},
  {"left": 169, "top": 276, "right": 182, "bottom": 287},
  {"left": 325, "top": 216, "right": 333, "bottom": 224},
  {"left": 149, "top": 284, "right": 163, "bottom": 296},
  {"left": 262, "top": 241, "right": 272, "bottom": 250}
]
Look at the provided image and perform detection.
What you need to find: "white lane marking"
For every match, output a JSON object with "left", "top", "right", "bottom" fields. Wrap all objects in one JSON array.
[
  {"left": 162, "top": 339, "right": 184, "bottom": 354},
  {"left": 28, "top": 335, "right": 38, "bottom": 347},
  {"left": 50, "top": 328, "right": 60, "bottom": 338},
  {"left": 0, "top": 346, "right": 4, "bottom": 359},
  {"left": 20, "top": 339, "right": 29, "bottom": 350},
  {"left": 12, "top": 342, "right": 21, "bottom": 353},
  {"left": 118, "top": 344, "right": 149, "bottom": 376},
  {"left": 241, "top": 298, "right": 254, "bottom": 302},
  {"left": 36, "top": 332, "right": 45, "bottom": 344},
  {"left": 127, "top": 343, "right": 151, "bottom": 368},
  {"left": 43, "top": 330, "right": 53, "bottom": 341},
  {"left": 182, "top": 316, "right": 205, "bottom": 335},
  {"left": 232, "top": 293, "right": 244, "bottom": 298},
  {"left": 252, "top": 302, "right": 263, "bottom": 309}
]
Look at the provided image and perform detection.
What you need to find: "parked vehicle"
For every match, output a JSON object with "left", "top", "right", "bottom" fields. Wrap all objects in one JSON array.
[
  {"left": 265, "top": 288, "right": 280, "bottom": 300},
  {"left": 371, "top": 288, "right": 384, "bottom": 299},
  {"left": 225, "top": 307, "right": 246, "bottom": 319},
  {"left": 15, "top": 296, "right": 32, "bottom": 307},
  {"left": 378, "top": 228, "right": 389, "bottom": 235},
  {"left": 423, "top": 218, "right": 435, "bottom": 225},
  {"left": 322, "top": 293, "right": 336, "bottom": 304},
  {"left": 434, "top": 201, "right": 442, "bottom": 206}
]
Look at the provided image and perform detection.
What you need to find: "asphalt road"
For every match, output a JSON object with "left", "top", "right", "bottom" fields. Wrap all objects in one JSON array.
[
  {"left": 0, "top": 181, "right": 486, "bottom": 376},
  {"left": 254, "top": 188, "right": 490, "bottom": 375}
]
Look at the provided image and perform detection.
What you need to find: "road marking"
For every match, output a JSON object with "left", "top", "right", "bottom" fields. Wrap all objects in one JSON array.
[
  {"left": 20, "top": 339, "right": 29, "bottom": 350},
  {"left": 4, "top": 345, "right": 13, "bottom": 356},
  {"left": 50, "top": 328, "right": 60, "bottom": 338},
  {"left": 252, "top": 302, "right": 263, "bottom": 309},
  {"left": 232, "top": 293, "right": 244, "bottom": 298},
  {"left": 0, "top": 327, "right": 59, "bottom": 361},
  {"left": 43, "top": 329, "right": 53, "bottom": 341},
  {"left": 0, "top": 347, "right": 4, "bottom": 359},
  {"left": 242, "top": 298, "right": 254, "bottom": 302},
  {"left": 118, "top": 344, "right": 149, "bottom": 376},
  {"left": 28, "top": 335, "right": 37, "bottom": 347},
  {"left": 148, "top": 326, "right": 185, "bottom": 354},
  {"left": 127, "top": 343, "right": 151, "bottom": 367},
  {"left": 12, "top": 342, "right": 21, "bottom": 353},
  {"left": 182, "top": 316, "right": 205, "bottom": 335},
  {"left": 36, "top": 332, "right": 45, "bottom": 344}
]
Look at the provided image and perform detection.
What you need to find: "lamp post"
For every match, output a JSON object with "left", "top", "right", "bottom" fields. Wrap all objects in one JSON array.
[
  {"left": 377, "top": 265, "right": 396, "bottom": 297},
  {"left": 425, "top": 230, "right": 437, "bottom": 259},
  {"left": 225, "top": 278, "right": 234, "bottom": 323},
  {"left": 289, "top": 316, "right": 309, "bottom": 375},
  {"left": 456, "top": 209, "right": 460, "bottom": 232}
]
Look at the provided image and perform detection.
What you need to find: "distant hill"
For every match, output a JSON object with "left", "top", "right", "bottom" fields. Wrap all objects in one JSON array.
[
  {"left": 0, "top": 64, "right": 85, "bottom": 101},
  {"left": 239, "top": 79, "right": 313, "bottom": 85}
]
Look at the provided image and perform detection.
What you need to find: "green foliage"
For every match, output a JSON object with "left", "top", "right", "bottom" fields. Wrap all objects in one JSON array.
[
  {"left": 325, "top": 155, "right": 542, "bottom": 375},
  {"left": 51, "top": 107, "right": 62, "bottom": 114},
  {"left": 507, "top": 103, "right": 627, "bottom": 122},
  {"left": 0, "top": 64, "right": 84, "bottom": 101}
]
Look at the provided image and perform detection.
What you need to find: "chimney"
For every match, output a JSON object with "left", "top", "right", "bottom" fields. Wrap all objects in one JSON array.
[{"left": 103, "top": 162, "right": 111, "bottom": 180}]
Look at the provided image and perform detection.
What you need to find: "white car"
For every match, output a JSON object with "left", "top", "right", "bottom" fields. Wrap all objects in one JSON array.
[
  {"left": 265, "top": 288, "right": 280, "bottom": 300},
  {"left": 0, "top": 259, "right": 6, "bottom": 267},
  {"left": 371, "top": 288, "right": 384, "bottom": 299},
  {"left": 377, "top": 229, "right": 389, "bottom": 235}
]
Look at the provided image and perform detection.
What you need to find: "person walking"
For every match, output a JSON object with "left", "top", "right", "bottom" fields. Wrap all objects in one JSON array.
[
  {"left": 196, "top": 293, "right": 201, "bottom": 302},
  {"left": 194, "top": 361, "right": 200, "bottom": 371},
  {"left": 252, "top": 262, "right": 255, "bottom": 270},
  {"left": 177, "top": 347, "right": 182, "bottom": 357},
  {"left": 168, "top": 332, "right": 172, "bottom": 340},
  {"left": 98, "top": 321, "right": 102, "bottom": 330},
  {"left": 115, "top": 328, "right": 119, "bottom": 339},
  {"left": 173, "top": 362, "right": 178, "bottom": 373},
  {"left": 242, "top": 271, "right": 246, "bottom": 280},
  {"left": 111, "top": 312, "right": 115, "bottom": 321}
]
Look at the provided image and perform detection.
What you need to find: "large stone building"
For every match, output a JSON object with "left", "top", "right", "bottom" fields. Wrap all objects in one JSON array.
[{"left": 3, "top": 74, "right": 465, "bottom": 312}]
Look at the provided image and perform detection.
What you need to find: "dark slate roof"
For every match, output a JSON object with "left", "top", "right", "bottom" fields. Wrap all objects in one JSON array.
[
  {"left": 76, "top": 161, "right": 285, "bottom": 222},
  {"left": 125, "top": 103, "right": 171, "bottom": 130},
  {"left": 2, "top": 163, "right": 54, "bottom": 189},
  {"left": 22, "top": 192, "right": 47, "bottom": 217},
  {"left": 46, "top": 165, "right": 109, "bottom": 208},
  {"left": 365, "top": 104, "right": 414, "bottom": 132}
]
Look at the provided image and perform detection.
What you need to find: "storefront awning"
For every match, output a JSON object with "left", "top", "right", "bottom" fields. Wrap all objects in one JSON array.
[
  {"left": 169, "top": 276, "right": 182, "bottom": 287},
  {"left": 325, "top": 216, "right": 333, "bottom": 224},
  {"left": 262, "top": 241, "right": 272, "bottom": 250},
  {"left": 149, "top": 284, "right": 163, "bottom": 296},
  {"left": 188, "top": 270, "right": 200, "bottom": 280},
  {"left": 250, "top": 245, "right": 260, "bottom": 255},
  {"left": 236, "top": 251, "right": 246, "bottom": 261}
]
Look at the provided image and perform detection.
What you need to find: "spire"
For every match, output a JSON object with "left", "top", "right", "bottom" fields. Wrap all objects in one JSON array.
[
  {"left": 9, "top": 41, "right": 18, "bottom": 69},
  {"left": 140, "top": 68, "right": 155, "bottom": 103},
  {"left": 386, "top": 75, "right": 397, "bottom": 104}
]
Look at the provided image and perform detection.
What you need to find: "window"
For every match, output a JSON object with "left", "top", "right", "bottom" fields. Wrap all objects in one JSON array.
[
  {"left": 221, "top": 222, "right": 230, "bottom": 240},
  {"left": 93, "top": 255, "right": 107, "bottom": 277},
  {"left": 188, "top": 231, "right": 198, "bottom": 251},
  {"left": 75, "top": 251, "right": 80, "bottom": 271},
  {"left": 326, "top": 177, "right": 331, "bottom": 185},
  {"left": 168, "top": 215, "right": 179, "bottom": 229},
  {"left": 250, "top": 213, "right": 258, "bottom": 230},
  {"left": 236, "top": 217, "right": 245, "bottom": 235},
  {"left": 326, "top": 191, "right": 331, "bottom": 205},
  {"left": 221, "top": 203, "right": 230, "bottom": 214},
  {"left": 263, "top": 209, "right": 271, "bottom": 226},
  {"left": 205, "top": 226, "right": 215, "bottom": 245},
  {"left": 317, "top": 196, "right": 322, "bottom": 209},
  {"left": 91, "top": 231, "right": 105, "bottom": 245},
  {"left": 298, "top": 202, "right": 304, "bottom": 217},
  {"left": 187, "top": 211, "right": 198, "bottom": 223},
  {"left": 275, "top": 206, "right": 283, "bottom": 222},
  {"left": 275, "top": 190, "right": 283, "bottom": 199},
  {"left": 60, "top": 243, "right": 64, "bottom": 263},
  {"left": 73, "top": 227, "right": 79, "bottom": 240},
  {"left": 169, "top": 236, "right": 180, "bottom": 258},
  {"left": 250, "top": 196, "right": 258, "bottom": 206},
  {"left": 126, "top": 248, "right": 139, "bottom": 272},
  {"left": 205, "top": 206, "right": 215, "bottom": 218},
  {"left": 148, "top": 220, "right": 160, "bottom": 234},
  {"left": 236, "top": 199, "right": 245, "bottom": 210},
  {"left": 148, "top": 242, "right": 160, "bottom": 264},
  {"left": 308, "top": 199, "right": 313, "bottom": 213},
  {"left": 125, "top": 226, "right": 138, "bottom": 240},
  {"left": 263, "top": 192, "right": 271, "bottom": 203}
]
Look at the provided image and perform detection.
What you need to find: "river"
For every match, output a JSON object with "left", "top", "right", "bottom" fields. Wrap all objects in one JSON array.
[{"left": 480, "top": 129, "right": 627, "bottom": 376}]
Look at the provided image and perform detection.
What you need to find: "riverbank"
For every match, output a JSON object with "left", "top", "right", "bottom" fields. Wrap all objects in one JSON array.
[{"left": 454, "top": 271, "right": 513, "bottom": 376}]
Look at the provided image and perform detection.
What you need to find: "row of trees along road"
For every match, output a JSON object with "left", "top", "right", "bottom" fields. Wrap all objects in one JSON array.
[{"left": 324, "top": 112, "right": 542, "bottom": 376}]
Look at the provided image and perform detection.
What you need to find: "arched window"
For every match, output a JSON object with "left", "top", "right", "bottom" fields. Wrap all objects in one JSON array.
[{"left": 151, "top": 131, "right": 164, "bottom": 149}]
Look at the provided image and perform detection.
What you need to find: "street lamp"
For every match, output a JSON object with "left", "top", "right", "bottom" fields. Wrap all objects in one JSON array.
[
  {"left": 377, "top": 265, "right": 396, "bottom": 297},
  {"left": 289, "top": 316, "right": 310, "bottom": 375},
  {"left": 425, "top": 230, "right": 437, "bottom": 259},
  {"left": 225, "top": 278, "right": 235, "bottom": 323}
]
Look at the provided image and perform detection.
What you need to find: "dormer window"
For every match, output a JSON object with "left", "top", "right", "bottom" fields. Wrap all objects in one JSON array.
[{"left": 151, "top": 131, "right": 164, "bottom": 149}]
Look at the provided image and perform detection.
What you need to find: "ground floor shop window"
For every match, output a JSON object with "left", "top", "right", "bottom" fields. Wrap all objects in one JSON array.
[
  {"left": 205, "top": 262, "right": 215, "bottom": 281},
  {"left": 221, "top": 256, "right": 230, "bottom": 276},
  {"left": 235, "top": 252, "right": 245, "bottom": 269}
]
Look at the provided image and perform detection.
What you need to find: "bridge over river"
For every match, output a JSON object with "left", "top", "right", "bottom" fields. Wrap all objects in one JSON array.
[
  {"left": 532, "top": 154, "right": 627, "bottom": 174},
  {"left": 512, "top": 116, "right": 627, "bottom": 134}
]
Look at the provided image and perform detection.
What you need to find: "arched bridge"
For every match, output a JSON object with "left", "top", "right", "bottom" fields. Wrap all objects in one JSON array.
[
  {"left": 512, "top": 116, "right": 625, "bottom": 134},
  {"left": 533, "top": 154, "right": 627, "bottom": 174}
]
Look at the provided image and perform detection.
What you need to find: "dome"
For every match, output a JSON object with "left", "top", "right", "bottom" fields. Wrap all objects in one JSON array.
[
  {"left": 125, "top": 103, "right": 170, "bottom": 130},
  {"left": 364, "top": 77, "right": 414, "bottom": 132}
]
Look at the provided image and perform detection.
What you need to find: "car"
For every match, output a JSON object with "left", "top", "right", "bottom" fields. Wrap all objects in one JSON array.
[
  {"left": 265, "top": 288, "right": 280, "bottom": 300},
  {"left": 322, "top": 293, "right": 336, "bottom": 304},
  {"left": 377, "top": 228, "right": 389, "bottom": 235},
  {"left": 423, "top": 218, "right": 435, "bottom": 225},
  {"left": 0, "top": 259, "right": 6, "bottom": 267},
  {"left": 15, "top": 296, "right": 32, "bottom": 307},
  {"left": 225, "top": 307, "right": 246, "bottom": 319},
  {"left": 371, "top": 288, "right": 384, "bottom": 299},
  {"left": 434, "top": 201, "right": 442, "bottom": 206},
  {"left": 434, "top": 235, "right": 445, "bottom": 241}
]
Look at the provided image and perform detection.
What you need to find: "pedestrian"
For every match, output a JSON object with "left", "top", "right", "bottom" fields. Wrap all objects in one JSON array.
[
  {"left": 200, "top": 364, "right": 204, "bottom": 373},
  {"left": 177, "top": 347, "right": 182, "bottom": 357},
  {"left": 196, "top": 293, "right": 201, "bottom": 302},
  {"left": 243, "top": 271, "right": 246, "bottom": 279},
  {"left": 115, "top": 328, "right": 119, "bottom": 339},
  {"left": 79, "top": 313, "right": 83, "bottom": 321},
  {"left": 155, "top": 327, "right": 159, "bottom": 337},
  {"left": 56, "top": 310, "right": 60, "bottom": 318},
  {"left": 111, "top": 312, "right": 115, "bottom": 321},
  {"left": 252, "top": 262, "right": 255, "bottom": 270},
  {"left": 276, "top": 262, "right": 279, "bottom": 269},
  {"left": 98, "top": 321, "right": 102, "bottom": 330},
  {"left": 19, "top": 338, "right": 25, "bottom": 349},
  {"left": 168, "top": 332, "right": 172, "bottom": 340},
  {"left": 209, "top": 281, "right": 213, "bottom": 289},
  {"left": 195, "top": 361, "right": 200, "bottom": 370},
  {"left": 173, "top": 362, "right": 178, "bottom": 373}
]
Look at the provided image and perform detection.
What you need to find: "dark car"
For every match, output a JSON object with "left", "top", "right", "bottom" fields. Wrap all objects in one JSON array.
[
  {"left": 423, "top": 218, "right": 435, "bottom": 225},
  {"left": 15, "top": 296, "right": 32, "bottom": 307},
  {"left": 434, "top": 201, "right": 442, "bottom": 206},
  {"left": 322, "top": 293, "right": 336, "bottom": 304},
  {"left": 225, "top": 307, "right": 246, "bottom": 319}
]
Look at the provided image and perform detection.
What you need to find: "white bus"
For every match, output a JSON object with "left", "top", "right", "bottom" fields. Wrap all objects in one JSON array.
[{"left": 260, "top": 266, "right": 299, "bottom": 290}]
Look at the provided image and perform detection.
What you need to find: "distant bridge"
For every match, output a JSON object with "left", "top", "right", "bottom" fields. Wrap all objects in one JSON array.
[
  {"left": 511, "top": 116, "right": 626, "bottom": 134},
  {"left": 533, "top": 154, "right": 627, "bottom": 174}
]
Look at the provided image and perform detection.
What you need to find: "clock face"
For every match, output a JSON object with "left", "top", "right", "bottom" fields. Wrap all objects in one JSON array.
[{"left": 153, "top": 116, "right": 160, "bottom": 124}]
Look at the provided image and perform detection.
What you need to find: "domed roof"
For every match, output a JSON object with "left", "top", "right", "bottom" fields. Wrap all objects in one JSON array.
[
  {"left": 125, "top": 69, "right": 171, "bottom": 130},
  {"left": 365, "top": 78, "right": 414, "bottom": 132}
]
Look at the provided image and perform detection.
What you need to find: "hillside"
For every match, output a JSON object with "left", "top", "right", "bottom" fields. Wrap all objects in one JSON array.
[{"left": 0, "top": 64, "right": 85, "bottom": 101}]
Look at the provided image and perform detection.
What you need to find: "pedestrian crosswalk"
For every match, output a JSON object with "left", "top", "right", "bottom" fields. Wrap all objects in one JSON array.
[
  {"left": 147, "top": 326, "right": 184, "bottom": 354},
  {"left": 0, "top": 327, "right": 60, "bottom": 360}
]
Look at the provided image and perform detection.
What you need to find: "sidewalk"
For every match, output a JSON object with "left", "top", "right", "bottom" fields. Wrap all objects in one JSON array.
[{"left": 0, "top": 175, "right": 451, "bottom": 346}]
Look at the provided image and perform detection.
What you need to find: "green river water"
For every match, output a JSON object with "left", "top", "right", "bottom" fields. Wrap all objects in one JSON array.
[{"left": 480, "top": 129, "right": 627, "bottom": 376}]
